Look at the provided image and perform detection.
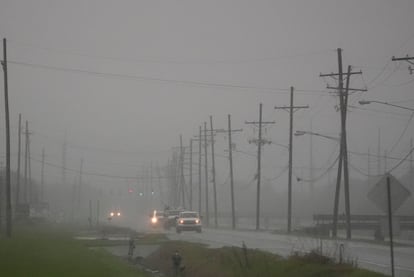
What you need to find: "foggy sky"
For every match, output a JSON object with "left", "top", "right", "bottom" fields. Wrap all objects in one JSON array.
[{"left": 1, "top": 0, "right": 413, "bottom": 210}]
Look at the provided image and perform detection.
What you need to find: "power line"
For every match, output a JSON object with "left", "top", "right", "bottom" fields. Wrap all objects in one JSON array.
[
  {"left": 387, "top": 147, "right": 414, "bottom": 174},
  {"left": 348, "top": 147, "right": 414, "bottom": 177},
  {"left": 29, "top": 156, "right": 189, "bottom": 181},
  {"left": 293, "top": 154, "right": 339, "bottom": 183},
  {"left": 8, "top": 60, "right": 329, "bottom": 95},
  {"left": 388, "top": 112, "right": 414, "bottom": 154}
]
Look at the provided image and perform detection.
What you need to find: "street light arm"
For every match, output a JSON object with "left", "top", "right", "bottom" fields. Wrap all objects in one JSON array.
[
  {"left": 295, "top": 130, "right": 340, "bottom": 141},
  {"left": 359, "top": 100, "right": 414, "bottom": 112}
]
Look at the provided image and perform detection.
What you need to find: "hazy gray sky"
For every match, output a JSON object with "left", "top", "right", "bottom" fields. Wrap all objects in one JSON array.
[{"left": 1, "top": 0, "right": 413, "bottom": 193}]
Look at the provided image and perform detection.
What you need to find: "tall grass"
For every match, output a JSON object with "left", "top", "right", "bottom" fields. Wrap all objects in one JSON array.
[{"left": 0, "top": 224, "right": 147, "bottom": 277}]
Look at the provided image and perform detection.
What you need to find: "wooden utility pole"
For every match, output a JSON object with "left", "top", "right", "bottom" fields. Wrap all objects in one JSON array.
[
  {"left": 96, "top": 199, "right": 100, "bottom": 226},
  {"left": 209, "top": 116, "right": 218, "bottom": 228},
  {"left": 16, "top": 114, "right": 22, "bottom": 205},
  {"left": 179, "top": 135, "right": 185, "bottom": 208},
  {"left": 204, "top": 122, "right": 209, "bottom": 226},
  {"left": 77, "top": 158, "right": 83, "bottom": 211},
  {"left": 386, "top": 175, "right": 395, "bottom": 277},
  {"left": 342, "top": 65, "right": 352, "bottom": 240},
  {"left": 378, "top": 128, "right": 381, "bottom": 175},
  {"left": 62, "top": 135, "right": 67, "bottom": 187},
  {"left": 189, "top": 138, "right": 193, "bottom": 210},
  {"left": 0, "top": 174, "right": 3, "bottom": 231},
  {"left": 227, "top": 114, "right": 239, "bottom": 230},
  {"left": 24, "top": 120, "right": 29, "bottom": 204},
  {"left": 198, "top": 126, "right": 202, "bottom": 215},
  {"left": 275, "top": 86, "right": 309, "bottom": 233},
  {"left": 41, "top": 148, "right": 45, "bottom": 202},
  {"left": 320, "top": 49, "right": 366, "bottom": 239},
  {"left": 245, "top": 103, "right": 275, "bottom": 230},
  {"left": 28, "top": 128, "right": 32, "bottom": 203},
  {"left": 2, "top": 38, "right": 11, "bottom": 237},
  {"left": 411, "top": 138, "right": 413, "bottom": 189}
]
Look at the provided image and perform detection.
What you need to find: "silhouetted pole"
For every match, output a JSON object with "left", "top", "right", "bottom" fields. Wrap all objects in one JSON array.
[
  {"left": 386, "top": 175, "right": 395, "bottom": 277},
  {"left": 96, "top": 199, "right": 100, "bottom": 226},
  {"left": 28, "top": 127, "right": 32, "bottom": 203},
  {"left": 320, "top": 50, "right": 365, "bottom": 239},
  {"left": 198, "top": 126, "right": 202, "bottom": 215},
  {"left": 2, "top": 38, "right": 11, "bottom": 237},
  {"left": 342, "top": 65, "right": 352, "bottom": 240},
  {"left": 256, "top": 104, "right": 262, "bottom": 231},
  {"left": 367, "top": 148, "right": 371, "bottom": 179},
  {"left": 16, "top": 114, "right": 22, "bottom": 205},
  {"left": 41, "top": 148, "right": 45, "bottom": 202},
  {"left": 245, "top": 103, "right": 275, "bottom": 230},
  {"left": 274, "top": 87, "right": 309, "bottom": 233},
  {"left": 204, "top": 122, "right": 209, "bottom": 226},
  {"left": 78, "top": 158, "right": 83, "bottom": 211},
  {"left": 411, "top": 138, "right": 413, "bottom": 189},
  {"left": 179, "top": 135, "right": 185, "bottom": 208},
  {"left": 228, "top": 114, "right": 236, "bottom": 229},
  {"left": 288, "top": 88, "right": 294, "bottom": 233},
  {"left": 378, "top": 128, "right": 381, "bottom": 175},
  {"left": 189, "top": 139, "right": 193, "bottom": 210},
  {"left": 24, "top": 120, "right": 29, "bottom": 204},
  {"left": 209, "top": 116, "right": 218, "bottom": 228}
]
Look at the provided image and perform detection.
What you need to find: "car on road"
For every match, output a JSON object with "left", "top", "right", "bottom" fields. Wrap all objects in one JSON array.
[
  {"left": 164, "top": 209, "right": 184, "bottom": 230},
  {"left": 176, "top": 211, "right": 202, "bottom": 233},
  {"left": 150, "top": 210, "right": 165, "bottom": 228}
]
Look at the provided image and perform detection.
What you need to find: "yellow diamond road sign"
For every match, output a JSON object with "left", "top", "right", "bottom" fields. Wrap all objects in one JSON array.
[{"left": 367, "top": 174, "right": 411, "bottom": 214}]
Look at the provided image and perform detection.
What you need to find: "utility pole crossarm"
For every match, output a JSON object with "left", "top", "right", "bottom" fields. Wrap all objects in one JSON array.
[
  {"left": 275, "top": 105, "right": 309, "bottom": 110},
  {"left": 392, "top": 55, "right": 414, "bottom": 74},
  {"left": 392, "top": 55, "right": 414, "bottom": 61},
  {"left": 215, "top": 128, "right": 243, "bottom": 133},
  {"left": 319, "top": 70, "right": 362, "bottom": 77},
  {"left": 245, "top": 121, "right": 275, "bottom": 124},
  {"left": 327, "top": 86, "right": 367, "bottom": 92}
]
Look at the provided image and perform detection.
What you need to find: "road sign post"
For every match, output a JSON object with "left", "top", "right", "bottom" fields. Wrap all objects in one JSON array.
[{"left": 386, "top": 175, "right": 395, "bottom": 277}]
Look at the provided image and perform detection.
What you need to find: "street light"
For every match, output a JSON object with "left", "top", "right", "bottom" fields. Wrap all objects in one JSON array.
[
  {"left": 359, "top": 100, "right": 414, "bottom": 112},
  {"left": 295, "top": 130, "right": 340, "bottom": 142}
]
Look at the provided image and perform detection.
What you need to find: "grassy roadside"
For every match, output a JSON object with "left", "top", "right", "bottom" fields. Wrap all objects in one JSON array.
[
  {"left": 0, "top": 224, "right": 148, "bottom": 277},
  {"left": 1, "top": 223, "right": 388, "bottom": 277},
  {"left": 142, "top": 240, "right": 387, "bottom": 277}
]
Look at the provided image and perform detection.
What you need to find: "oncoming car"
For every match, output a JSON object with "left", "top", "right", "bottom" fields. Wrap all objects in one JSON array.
[
  {"left": 176, "top": 211, "right": 202, "bottom": 233},
  {"left": 150, "top": 210, "right": 165, "bottom": 228},
  {"left": 109, "top": 211, "right": 121, "bottom": 217},
  {"left": 108, "top": 210, "right": 122, "bottom": 220},
  {"left": 164, "top": 209, "right": 183, "bottom": 230}
]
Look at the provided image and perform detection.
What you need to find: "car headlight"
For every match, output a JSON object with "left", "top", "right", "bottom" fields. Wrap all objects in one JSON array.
[
  {"left": 117, "top": 212, "right": 121, "bottom": 216},
  {"left": 195, "top": 219, "right": 200, "bottom": 224},
  {"left": 179, "top": 220, "right": 184, "bottom": 224},
  {"left": 110, "top": 212, "right": 114, "bottom": 217},
  {"left": 151, "top": 217, "right": 157, "bottom": 223}
]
